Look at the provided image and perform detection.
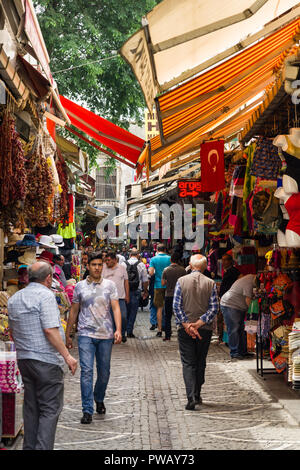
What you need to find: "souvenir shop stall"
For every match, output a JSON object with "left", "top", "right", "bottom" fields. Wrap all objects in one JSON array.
[
  {"left": 0, "top": 5, "right": 81, "bottom": 444},
  {"left": 191, "top": 82, "right": 300, "bottom": 387},
  {"left": 0, "top": 112, "right": 77, "bottom": 443}
]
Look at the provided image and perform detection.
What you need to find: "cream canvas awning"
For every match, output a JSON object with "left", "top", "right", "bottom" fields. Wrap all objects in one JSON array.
[
  {"left": 56, "top": 134, "right": 89, "bottom": 173},
  {"left": 120, "top": 0, "right": 300, "bottom": 110}
]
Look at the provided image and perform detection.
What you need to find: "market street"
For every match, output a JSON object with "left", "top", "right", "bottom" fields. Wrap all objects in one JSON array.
[{"left": 10, "top": 308, "right": 300, "bottom": 451}]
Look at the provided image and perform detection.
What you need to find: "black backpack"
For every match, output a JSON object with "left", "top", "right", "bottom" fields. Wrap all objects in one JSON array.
[{"left": 126, "top": 261, "right": 140, "bottom": 291}]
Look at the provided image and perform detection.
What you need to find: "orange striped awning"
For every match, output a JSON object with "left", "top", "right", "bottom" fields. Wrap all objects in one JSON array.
[
  {"left": 149, "top": 103, "right": 261, "bottom": 170},
  {"left": 138, "top": 17, "right": 300, "bottom": 173},
  {"left": 156, "top": 17, "right": 300, "bottom": 146}
]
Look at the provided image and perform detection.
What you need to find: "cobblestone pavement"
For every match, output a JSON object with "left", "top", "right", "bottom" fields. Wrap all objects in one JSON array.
[{"left": 11, "top": 307, "right": 300, "bottom": 451}]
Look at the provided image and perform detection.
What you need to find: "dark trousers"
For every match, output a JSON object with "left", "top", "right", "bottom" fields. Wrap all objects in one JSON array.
[
  {"left": 18, "top": 359, "right": 64, "bottom": 450},
  {"left": 126, "top": 289, "right": 141, "bottom": 334},
  {"left": 178, "top": 328, "right": 212, "bottom": 401},
  {"left": 164, "top": 296, "right": 174, "bottom": 339}
]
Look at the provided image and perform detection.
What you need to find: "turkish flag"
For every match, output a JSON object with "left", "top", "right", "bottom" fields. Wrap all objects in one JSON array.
[{"left": 200, "top": 140, "right": 225, "bottom": 192}]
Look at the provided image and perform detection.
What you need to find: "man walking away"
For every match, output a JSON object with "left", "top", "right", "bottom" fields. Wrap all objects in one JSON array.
[
  {"left": 149, "top": 273, "right": 157, "bottom": 330},
  {"left": 65, "top": 253, "right": 122, "bottom": 424},
  {"left": 102, "top": 251, "right": 129, "bottom": 343},
  {"left": 173, "top": 255, "right": 219, "bottom": 410},
  {"left": 8, "top": 261, "right": 77, "bottom": 450},
  {"left": 149, "top": 244, "right": 171, "bottom": 337},
  {"left": 220, "top": 274, "right": 255, "bottom": 360},
  {"left": 161, "top": 252, "right": 186, "bottom": 341},
  {"left": 126, "top": 248, "right": 149, "bottom": 338}
]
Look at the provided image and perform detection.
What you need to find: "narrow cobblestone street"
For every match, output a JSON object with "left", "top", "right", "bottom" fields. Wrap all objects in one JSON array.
[{"left": 12, "top": 307, "right": 300, "bottom": 451}]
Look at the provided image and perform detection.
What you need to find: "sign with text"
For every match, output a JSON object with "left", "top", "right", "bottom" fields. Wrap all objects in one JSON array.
[{"left": 177, "top": 180, "right": 202, "bottom": 198}]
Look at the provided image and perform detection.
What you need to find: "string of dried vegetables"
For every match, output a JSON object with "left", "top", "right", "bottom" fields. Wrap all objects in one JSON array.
[
  {"left": 0, "top": 110, "right": 28, "bottom": 232},
  {"left": 24, "top": 136, "right": 54, "bottom": 227},
  {"left": 55, "top": 148, "right": 70, "bottom": 225}
]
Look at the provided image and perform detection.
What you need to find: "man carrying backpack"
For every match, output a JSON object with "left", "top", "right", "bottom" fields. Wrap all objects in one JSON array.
[{"left": 126, "top": 248, "right": 149, "bottom": 338}]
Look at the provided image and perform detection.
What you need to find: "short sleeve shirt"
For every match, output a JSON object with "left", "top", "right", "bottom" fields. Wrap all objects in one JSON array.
[
  {"left": 162, "top": 264, "right": 187, "bottom": 297},
  {"left": 127, "top": 257, "right": 148, "bottom": 290},
  {"left": 102, "top": 264, "right": 128, "bottom": 299},
  {"left": 220, "top": 274, "right": 254, "bottom": 311},
  {"left": 8, "top": 282, "right": 65, "bottom": 368},
  {"left": 72, "top": 278, "right": 118, "bottom": 339},
  {"left": 149, "top": 253, "right": 171, "bottom": 288}
]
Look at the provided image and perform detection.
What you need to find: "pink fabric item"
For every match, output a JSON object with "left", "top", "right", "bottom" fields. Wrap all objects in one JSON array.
[{"left": 65, "top": 285, "right": 75, "bottom": 303}]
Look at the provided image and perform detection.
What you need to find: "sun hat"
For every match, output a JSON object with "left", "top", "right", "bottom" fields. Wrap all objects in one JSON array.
[
  {"left": 38, "top": 235, "right": 56, "bottom": 249},
  {"left": 38, "top": 250, "right": 54, "bottom": 265},
  {"left": 16, "top": 234, "right": 40, "bottom": 247},
  {"left": 7, "top": 233, "right": 24, "bottom": 246},
  {"left": 51, "top": 234, "right": 64, "bottom": 247},
  {"left": 18, "top": 250, "right": 37, "bottom": 266},
  {"left": 6, "top": 285, "right": 19, "bottom": 296}
]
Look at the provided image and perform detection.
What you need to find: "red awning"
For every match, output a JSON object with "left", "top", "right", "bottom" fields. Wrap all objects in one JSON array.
[{"left": 60, "top": 95, "right": 145, "bottom": 166}]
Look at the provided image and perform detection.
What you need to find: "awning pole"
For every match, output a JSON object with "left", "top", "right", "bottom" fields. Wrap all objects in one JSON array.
[{"left": 65, "top": 126, "right": 136, "bottom": 169}]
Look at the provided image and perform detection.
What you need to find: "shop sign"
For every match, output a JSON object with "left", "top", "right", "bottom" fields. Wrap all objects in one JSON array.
[{"left": 177, "top": 180, "right": 202, "bottom": 198}]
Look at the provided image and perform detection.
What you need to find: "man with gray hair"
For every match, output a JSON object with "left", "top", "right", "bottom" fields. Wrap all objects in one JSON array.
[
  {"left": 8, "top": 261, "right": 78, "bottom": 450},
  {"left": 173, "top": 254, "right": 219, "bottom": 410}
]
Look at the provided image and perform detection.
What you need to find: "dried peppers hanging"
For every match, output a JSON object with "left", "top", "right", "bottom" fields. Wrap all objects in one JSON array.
[
  {"left": 55, "top": 148, "right": 70, "bottom": 225},
  {"left": 0, "top": 110, "right": 28, "bottom": 232},
  {"left": 24, "top": 135, "right": 54, "bottom": 227}
]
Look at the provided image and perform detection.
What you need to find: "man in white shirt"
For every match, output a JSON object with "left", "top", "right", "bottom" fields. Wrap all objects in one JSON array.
[
  {"left": 126, "top": 248, "right": 149, "bottom": 338},
  {"left": 220, "top": 274, "right": 255, "bottom": 360}
]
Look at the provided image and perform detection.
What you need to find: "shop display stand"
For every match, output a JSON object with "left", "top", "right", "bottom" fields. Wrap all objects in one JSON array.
[
  {"left": 256, "top": 309, "right": 277, "bottom": 379},
  {"left": 1, "top": 391, "right": 23, "bottom": 447}
]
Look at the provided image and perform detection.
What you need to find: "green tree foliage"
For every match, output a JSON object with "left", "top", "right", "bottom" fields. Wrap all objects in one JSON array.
[
  {"left": 34, "top": 0, "right": 160, "bottom": 127},
  {"left": 34, "top": 0, "right": 161, "bottom": 168}
]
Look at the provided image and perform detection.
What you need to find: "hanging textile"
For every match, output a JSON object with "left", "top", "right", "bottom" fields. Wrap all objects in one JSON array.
[{"left": 250, "top": 136, "right": 282, "bottom": 180}]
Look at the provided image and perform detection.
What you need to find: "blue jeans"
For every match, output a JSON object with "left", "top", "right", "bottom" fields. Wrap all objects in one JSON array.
[
  {"left": 77, "top": 336, "right": 113, "bottom": 415},
  {"left": 110, "top": 299, "right": 127, "bottom": 337},
  {"left": 221, "top": 306, "right": 247, "bottom": 358},
  {"left": 126, "top": 289, "right": 141, "bottom": 334},
  {"left": 150, "top": 296, "right": 157, "bottom": 326}
]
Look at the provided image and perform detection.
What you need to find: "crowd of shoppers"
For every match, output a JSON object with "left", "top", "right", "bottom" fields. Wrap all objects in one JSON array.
[{"left": 7, "top": 241, "right": 255, "bottom": 449}]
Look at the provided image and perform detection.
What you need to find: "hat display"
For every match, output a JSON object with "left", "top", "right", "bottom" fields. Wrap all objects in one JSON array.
[
  {"left": 51, "top": 234, "right": 64, "bottom": 247},
  {"left": 0, "top": 291, "right": 10, "bottom": 307},
  {"left": 16, "top": 234, "right": 40, "bottom": 247},
  {"left": 7, "top": 233, "right": 24, "bottom": 246},
  {"left": 18, "top": 250, "right": 37, "bottom": 266},
  {"left": 38, "top": 235, "right": 56, "bottom": 249},
  {"left": 38, "top": 250, "right": 54, "bottom": 265},
  {"left": 6, "top": 285, "right": 19, "bottom": 296},
  {"left": 4, "top": 250, "right": 20, "bottom": 264}
]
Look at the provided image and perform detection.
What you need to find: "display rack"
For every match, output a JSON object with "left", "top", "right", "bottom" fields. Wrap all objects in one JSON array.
[{"left": 256, "top": 305, "right": 277, "bottom": 379}]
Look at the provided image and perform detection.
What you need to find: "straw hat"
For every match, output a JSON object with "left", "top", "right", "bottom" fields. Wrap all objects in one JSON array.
[
  {"left": 18, "top": 250, "right": 37, "bottom": 266},
  {"left": 6, "top": 285, "right": 19, "bottom": 296},
  {"left": 7, "top": 233, "right": 24, "bottom": 246}
]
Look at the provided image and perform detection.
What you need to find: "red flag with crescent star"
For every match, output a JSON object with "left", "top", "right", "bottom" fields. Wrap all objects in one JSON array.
[{"left": 200, "top": 140, "right": 225, "bottom": 192}]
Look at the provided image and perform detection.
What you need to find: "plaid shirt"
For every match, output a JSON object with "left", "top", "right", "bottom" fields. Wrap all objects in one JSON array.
[
  {"left": 8, "top": 282, "right": 65, "bottom": 369},
  {"left": 173, "top": 279, "right": 219, "bottom": 326}
]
